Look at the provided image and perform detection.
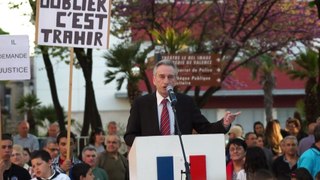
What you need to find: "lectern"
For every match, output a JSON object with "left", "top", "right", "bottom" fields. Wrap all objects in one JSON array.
[{"left": 128, "top": 134, "right": 226, "bottom": 180}]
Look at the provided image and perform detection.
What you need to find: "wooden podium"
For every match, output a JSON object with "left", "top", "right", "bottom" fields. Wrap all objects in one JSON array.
[{"left": 128, "top": 134, "right": 226, "bottom": 180}]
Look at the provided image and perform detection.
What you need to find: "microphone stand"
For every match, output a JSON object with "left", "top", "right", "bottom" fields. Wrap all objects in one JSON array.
[{"left": 171, "top": 103, "right": 191, "bottom": 180}]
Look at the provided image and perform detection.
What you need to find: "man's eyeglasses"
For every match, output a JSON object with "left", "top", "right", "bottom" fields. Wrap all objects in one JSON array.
[{"left": 49, "top": 148, "right": 59, "bottom": 152}]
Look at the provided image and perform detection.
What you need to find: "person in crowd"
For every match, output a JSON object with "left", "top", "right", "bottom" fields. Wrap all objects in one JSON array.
[
  {"left": 124, "top": 59, "right": 240, "bottom": 146},
  {"left": 82, "top": 146, "right": 109, "bottom": 180},
  {"left": 234, "top": 124, "right": 245, "bottom": 138},
  {"left": 252, "top": 169, "right": 275, "bottom": 180},
  {"left": 106, "top": 121, "right": 128, "bottom": 155},
  {"left": 244, "top": 132, "right": 257, "bottom": 147},
  {"left": 13, "top": 121, "right": 39, "bottom": 152},
  {"left": 30, "top": 150, "right": 70, "bottom": 180},
  {"left": 274, "top": 119, "right": 289, "bottom": 138},
  {"left": 71, "top": 163, "right": 95, "bottom": 180},
  {"left": 253, "top": 121, "right": 265, "bottom": 136},
  {"left": 286, "top": 118, "right": 308, "bottom": 142},
  {"left": 225, "top": 126, "right": 244, "bottom": 163},
  {"left": 51, "top": 131, "right": 82, "bottom": 174},
  {"left": 96, "top": 134, "right": 128, "bottom": 180},
  {"left": 244, "top": 146, "right": 269, "bottom": 180},
  {"left": 226, "top": 138, "right": 247, "bottom": 180},
  {"left": 291, "top": 168, "right": 313, "bottom": 180},
  {"left": 22, "top": 148, "right": 31, "bottom": 167},
  {"left": 43, "top": 138, "right": 59, "bottom": 159},
  {"left": 228, "top": 126, "right": 243, "bottom": 141},
  {"left": 0, "top": 133, "right": 31, "bottom": 180},
  {"left": 255, "top": 134, "right": 274, "bottom": 170},
  {"left": 297, "top": 124, "right": 320, "bottom": 178},
  {"left": 41, "top": 122, "right": 60, "bottom": 149},
  {"left": 265, "top": 120, "right": 283, "bottom": 158},
  {"left": 107, "top": 121, "right": 118, "bottom": 135},
  {"left": 88, "top": 128, "right": 105, "bottom": 154},
  {"left": 10, "top": 144, "right": 24, "bottom": 167},
  {"left": 256, "top": 134, "right": 265, "bottom": 148},
  {"left": 10, "top": 144, "right": 32, "bottom": 175},
  {"left": 298, "top": 121, "right": 317, "bottom": 155},
  {"left": 272, "top": 136, "right": 299, "bottom": 180}
]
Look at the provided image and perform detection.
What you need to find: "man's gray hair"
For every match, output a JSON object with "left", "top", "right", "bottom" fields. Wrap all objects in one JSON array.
[
  {"left": 153, "top": 59, "right": 178, "bottom": 76},
  {"left": 81, "top": 146, "right": 97, "bottom": 158}
]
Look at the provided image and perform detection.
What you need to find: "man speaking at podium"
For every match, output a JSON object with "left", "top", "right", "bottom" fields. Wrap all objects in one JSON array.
[{"left": 124, "top": 59, "right": 240, "bottom": 147}]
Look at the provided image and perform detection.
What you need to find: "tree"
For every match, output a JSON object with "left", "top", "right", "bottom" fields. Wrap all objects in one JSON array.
[
  {"left": 15, "top": 94, "right": 41, "bottom": 135},
  {"left": 103, "top": 42, "right": 152, "bottom": 105},
  {"left": 38, "top": 46, "right": 67, "bottom": 132},
  {"left": 244, "top": 52, "right": 287, "bottom": 121},
  {"left": 287, "top": 48, "right": 320, "bottom": 122},
  {"left": 150, "top": 27, "right": 192, "bottom": 54},
  {"left": 10, "top": 1, "right": 103, "bottom": 136},
  {"left": 74, "top": 48, "right": 102, "bottom": 137},
  {"left": 111, "top": 0, "right": 320, "bottom": 107}
]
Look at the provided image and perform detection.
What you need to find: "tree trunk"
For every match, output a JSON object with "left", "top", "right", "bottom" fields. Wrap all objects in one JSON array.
[
  {"left": 74, "top": 48, "right": 102, "bottom": 133},
  {"left": 263, "top": 72, "right": 275, "bottom": 122},
  {"left": 305, "top": 78, "right": 318, "bottom": 122},
  {"left": 40, "top": 46, "right": 66, "bottom": 132},
  {"left": 27, "top": 110, "right": 37, "bottom": 135}
]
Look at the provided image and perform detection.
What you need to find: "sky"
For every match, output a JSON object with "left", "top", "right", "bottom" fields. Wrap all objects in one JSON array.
[{"left": 0, "top": 0, "right": 35, "bottom": 53}]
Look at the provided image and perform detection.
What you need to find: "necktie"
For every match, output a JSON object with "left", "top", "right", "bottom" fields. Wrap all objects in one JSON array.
[{"left": 160, "top": 99, "right": 170, "bottom": 135}]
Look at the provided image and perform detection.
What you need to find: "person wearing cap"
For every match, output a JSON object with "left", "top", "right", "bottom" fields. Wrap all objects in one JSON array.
[{"left": 228, "top": 126, "right": 243, "bottom": 140}]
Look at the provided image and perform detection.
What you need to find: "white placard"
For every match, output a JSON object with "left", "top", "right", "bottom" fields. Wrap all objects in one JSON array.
[
  {"left": 0, "top": 35, "right": 30, "bottom": 80},
  {"left": 36, "top": 0, "right": 111, "bottom": 49},
  {"left": 129, "top": 134, "right": 226, "bottom": 180}
]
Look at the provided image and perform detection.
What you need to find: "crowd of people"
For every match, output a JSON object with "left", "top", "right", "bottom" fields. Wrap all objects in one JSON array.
[
  {"left": 226, "top": 117, "right": 320, "bottom": 180},
  {"left": 1, "top": 59, "right": 320, "bottom": 180},
  {"left": 2, "top": 116, "right": 319, "bottom": 180},
  {"left": 0, "top": 121, "right": 128, "bottom": 180}
]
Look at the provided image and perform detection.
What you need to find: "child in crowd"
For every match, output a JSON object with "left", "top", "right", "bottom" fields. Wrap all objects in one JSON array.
[
  {"left": 71, "top": 163, "right": 95, "bottom": 180},
  {"left": 31, "top": 150, "right": 70, "bottom": 180}
]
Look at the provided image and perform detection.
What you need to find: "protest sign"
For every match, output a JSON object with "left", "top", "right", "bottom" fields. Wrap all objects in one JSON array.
[{"left": 0, "top": 35, "right": 30, "bottom": 80}]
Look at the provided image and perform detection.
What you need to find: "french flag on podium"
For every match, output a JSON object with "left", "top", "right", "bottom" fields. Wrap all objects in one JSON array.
[{"left": 156, "top": 155, "right": 207, "bottom": 180}]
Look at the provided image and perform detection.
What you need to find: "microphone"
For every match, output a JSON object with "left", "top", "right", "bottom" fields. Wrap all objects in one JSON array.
[{"left": 166, "top": 85, "right": 177, "bottom": 106}]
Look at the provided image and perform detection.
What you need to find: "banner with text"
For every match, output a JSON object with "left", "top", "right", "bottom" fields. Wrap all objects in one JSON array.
[
  {"left": 36, "top": 0, "right": 111, "bottom": 48},
  {"left": 0, "top": 35, "right": 30, "bottom": 80},
  {"left": 162, "top": 54, "right": 221, "bottom": 86}
]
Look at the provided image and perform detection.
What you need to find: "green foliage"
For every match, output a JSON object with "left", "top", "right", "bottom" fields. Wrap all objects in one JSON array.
[
  {"left": 15, "top": 94, "right": 41, "bottom": 114},
  {"left": 103, "top": 42, "right": 148, "bottom": 90},
  {"left": 0, "top": 28, "right": 9, "bottom": 35},
  {"left": 287, "top": 49, "right": 319, "bottom": 81},
  {"left": 35, "top": 105, "right": 60, "bottom": 124},
  {"left": 150, "top": 27, "right": 192, "bottom": 54},
  {"left": 287, "top": 48, "right": 320, "bottom": 122}
]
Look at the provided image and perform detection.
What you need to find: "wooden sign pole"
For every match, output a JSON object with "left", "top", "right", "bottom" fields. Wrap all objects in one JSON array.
[{"left": 66, "top": 47, "right": 74, "bottom": 162}]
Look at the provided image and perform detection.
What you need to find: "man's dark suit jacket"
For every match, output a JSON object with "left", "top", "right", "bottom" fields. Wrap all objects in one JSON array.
[{"left": 124, "top": 92, "right": 228, "bottom": 146}]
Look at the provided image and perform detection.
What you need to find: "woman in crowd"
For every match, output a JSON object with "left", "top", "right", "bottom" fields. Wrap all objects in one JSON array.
[
  {"left": 10, "top": 144, "right": 25, "bottom": 167},
  {"left": 286, "top": 118, "right": 308, "bottom": 142},
  {"left": 244, "top": 146, "right": 269, "bottom": 180},
  {"left": 253, "top": 121, "right": 265, "bottom": 136},
  {"left": 88, "top": 128, "right": 106, "bottom": 153},
  {"left": 226, "top": 138, "right": 247, "bottom": 180},
  {"left": 265, "top": 120, "right": 283, "bottom": 158}
]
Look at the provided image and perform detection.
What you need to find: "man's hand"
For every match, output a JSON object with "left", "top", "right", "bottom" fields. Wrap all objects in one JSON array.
[
  {"left": 61, "top": 159, "right": 72, "bottom": 172},
  {"left": 0, "top": 159, "right": 10, "bottom": 176},
  {"left": 223, "top": 111, "right": 241, "bottom": 128}
]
